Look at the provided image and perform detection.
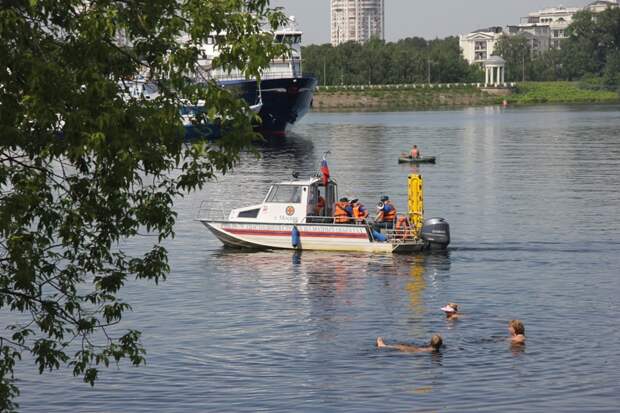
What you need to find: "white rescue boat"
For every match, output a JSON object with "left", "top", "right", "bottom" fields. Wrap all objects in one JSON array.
[{"left": 197, "top": 167, "right": 450, "bottom": 254}]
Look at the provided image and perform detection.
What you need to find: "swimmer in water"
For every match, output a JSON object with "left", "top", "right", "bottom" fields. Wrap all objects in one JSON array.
[
  {"left": 441, "top": 303, "right": 461, "bottom": 320},
  {"left": 508, "top": 319, "right": 525, "bottom": 344},
  {"left": 376, "top": 334, "right": 443, "bottom": 353}
]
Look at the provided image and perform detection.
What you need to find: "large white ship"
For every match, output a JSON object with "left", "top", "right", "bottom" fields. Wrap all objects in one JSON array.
[{"left": 200, "top": 17, "right": 317, "bottom": 137}]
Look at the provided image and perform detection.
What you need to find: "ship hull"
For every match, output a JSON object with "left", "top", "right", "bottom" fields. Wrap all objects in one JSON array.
[
  {"left": 256, "top": 77, "right": 317, "bottom": 137},
  {"left": 216, "top": 76, "right": 317, "bottom": 138}
]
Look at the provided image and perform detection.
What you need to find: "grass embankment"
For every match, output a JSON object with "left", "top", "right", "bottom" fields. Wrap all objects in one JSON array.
[
  {"left": 312, "top": 82, "right": 620, "bottom": 111},
  {"left": 507, "top": 82, "right": 620, "bottom": 104}
]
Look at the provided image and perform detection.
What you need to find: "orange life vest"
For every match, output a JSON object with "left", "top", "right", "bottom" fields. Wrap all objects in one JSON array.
[
  {"left": 353, "top": 205, "right": 368, "bottom": 219},
  {"left": 396, "top": 216, "right": 412, "bottom": 238},
  {"left": 334, "top": 201, "right": 350, "bottom": 223},
  {"left": 383, "top": 202, "right": 397, "bottom": 222},
  {"left": 411, "top": 148, "right": 419, "bottom": 158}
]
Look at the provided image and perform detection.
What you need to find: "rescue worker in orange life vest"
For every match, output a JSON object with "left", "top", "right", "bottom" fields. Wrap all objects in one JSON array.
[
  {"left": 375, "top": 195, "right": 397, "bottom": 230},
  {"left": 315, "top": 190, "right": 326, "bottom": 216},
  {"left": 351, "top": 199, "right": 368, "bottom": 223},
  {"left": 334, "top": 197, "right": 353, "bottom": 223}
]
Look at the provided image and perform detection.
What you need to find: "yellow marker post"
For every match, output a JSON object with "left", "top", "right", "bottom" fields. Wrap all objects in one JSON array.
[{"left": 408, "top": 174, "right": 424, "bottom": 235}]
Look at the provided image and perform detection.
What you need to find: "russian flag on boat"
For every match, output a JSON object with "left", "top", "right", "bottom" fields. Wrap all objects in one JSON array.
[{"left": 321, "top": 157, "right": 330, "bottom": 186}]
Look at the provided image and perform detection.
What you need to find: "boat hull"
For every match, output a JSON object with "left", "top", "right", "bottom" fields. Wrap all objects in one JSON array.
[{"left": 200, "top": 220, "right": 427, "bottom": 253}]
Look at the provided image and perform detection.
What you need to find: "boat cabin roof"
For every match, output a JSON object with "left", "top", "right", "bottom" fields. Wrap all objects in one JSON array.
[{"left": 275, "top": 177, "right": 321, "bottom": 186}]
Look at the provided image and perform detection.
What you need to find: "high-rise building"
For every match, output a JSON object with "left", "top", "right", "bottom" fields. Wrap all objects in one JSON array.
[{"left": 330, "top": 0, "right": 385, "bottom": 46}]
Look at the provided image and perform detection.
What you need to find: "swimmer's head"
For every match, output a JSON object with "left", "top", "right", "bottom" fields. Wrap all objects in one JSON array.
[
  {"left": 430, "top": 334, "right": 443, "bottom": 350},
  {"left": 441, "top": 303, "right": 458, "bottom": 313},
  {"left": 509, "top": 320, "right": 525, "bottom": 335}
]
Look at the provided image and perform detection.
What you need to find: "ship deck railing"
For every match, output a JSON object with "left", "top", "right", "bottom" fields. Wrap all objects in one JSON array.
[{"left": 210, "top": 69, "right": 303, "bottom": 82}]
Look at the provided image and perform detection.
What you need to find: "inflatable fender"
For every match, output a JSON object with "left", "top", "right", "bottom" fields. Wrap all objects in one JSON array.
[
  {"left": 372, "top": 230, "right": 388, "bottom": 242},
  {"left": 292, "top": 226, "right": 301, "bottom": 248}
]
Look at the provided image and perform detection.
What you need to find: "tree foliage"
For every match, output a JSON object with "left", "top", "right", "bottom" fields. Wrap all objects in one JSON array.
[
  {"left": 562, "top": 8, "right": 620, "bottom": 82},
  {"left": 302, "top": 36, "right": 481, "bottom": 86},
  {"left": 491, "top": 8, "right": 620, "bottom": 84},
  {"left": 0, "top": 0, "right": 286, "bottom": 410},
  {"left": 493, "top": 34, "right": 531, "bottom": 82}
]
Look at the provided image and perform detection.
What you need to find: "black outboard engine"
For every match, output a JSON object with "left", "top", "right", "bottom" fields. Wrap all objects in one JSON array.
[{"left": 421, "top": 217, "right": 450, "bottom": 250}]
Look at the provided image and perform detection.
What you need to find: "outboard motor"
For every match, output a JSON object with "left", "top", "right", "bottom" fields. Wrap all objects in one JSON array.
[{"left": 421, "top": 217, "right": 450, "bottom": 250}]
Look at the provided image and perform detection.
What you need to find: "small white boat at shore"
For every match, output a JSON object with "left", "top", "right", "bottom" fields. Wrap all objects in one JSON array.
[{"left": 197, "top": 166, "right": 450, "bottom": 254}]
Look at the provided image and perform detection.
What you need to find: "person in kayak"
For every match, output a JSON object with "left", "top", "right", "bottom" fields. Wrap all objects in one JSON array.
[
  {"left": 410, "top": 145, "right": 421, "bottom": 159},
  {"left": 376, "top": 334, "right": 443, "bottom": 353}
]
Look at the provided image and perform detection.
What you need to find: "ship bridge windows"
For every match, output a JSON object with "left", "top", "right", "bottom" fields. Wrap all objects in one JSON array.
[
  {"left": 265, "top": 185, "right": 303, "bottom": 204},
  {"left": 275, "top": 34, "right": 302, "bottom": 44}
]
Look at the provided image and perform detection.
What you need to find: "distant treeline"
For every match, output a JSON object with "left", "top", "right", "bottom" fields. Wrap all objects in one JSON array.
[
  {"left": 302, "top": 37, "right": 482, "bottom": 86},
  {"left": 302, "top": 8, "right": 620, "bottom": 88}
]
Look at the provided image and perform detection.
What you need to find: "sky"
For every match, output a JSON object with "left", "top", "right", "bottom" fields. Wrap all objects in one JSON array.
[{"left": 269, "top": 0, "right": 589, "bottom": 44}]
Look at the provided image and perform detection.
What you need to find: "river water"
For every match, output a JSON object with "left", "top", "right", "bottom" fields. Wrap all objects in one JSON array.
[{"left": 14, "top": 104, "right": 620, "bottom": 412}]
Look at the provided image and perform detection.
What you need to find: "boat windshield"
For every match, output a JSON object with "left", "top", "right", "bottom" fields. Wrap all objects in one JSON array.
[{"left": 265, "top": 185, "right": 303, "bottom": 204}]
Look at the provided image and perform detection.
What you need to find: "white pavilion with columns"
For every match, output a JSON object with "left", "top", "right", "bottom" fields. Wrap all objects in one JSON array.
[{"left": 484, "top": 56, "right": 506, "bottom": 86}]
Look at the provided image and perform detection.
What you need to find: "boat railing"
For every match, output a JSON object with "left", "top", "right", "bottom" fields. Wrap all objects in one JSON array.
[
  {"left": 384, "top": 228, "right": 420, "bottom": 243},
  {"left": 301, "top": 216, "right": 370, "bottom": 225},
  {"left": 196, "top": 201, "right": 229, "bottom": 221}
]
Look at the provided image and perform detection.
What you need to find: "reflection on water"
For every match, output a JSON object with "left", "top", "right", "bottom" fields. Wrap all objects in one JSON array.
[
  {"left": 397, "top": 252, "right": 451, "bottom": 316},
  {"left": 405, "top": 255, "right": 426, "bottom": 314},
  {"left": 12, "top": 105, "right": 620, "bottom": 412}
]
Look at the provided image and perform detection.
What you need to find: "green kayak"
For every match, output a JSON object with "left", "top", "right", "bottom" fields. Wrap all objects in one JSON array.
[{"left": 398, "top": 156, "right": 436, "bottom": 164}]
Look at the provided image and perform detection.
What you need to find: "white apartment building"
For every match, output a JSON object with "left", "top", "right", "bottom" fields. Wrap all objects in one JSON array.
[
  {"left": 522, "top": 6, "right": 581, "bottom": 48},
  {"left": 459, "top": 27, "right": 504, "bottom": 65},
  {"left": 330, "top": 0, "right": 385, "bottom": 46},
  {"left": 506, "top": 24, "right": 551, "bottom": 56},
  {"left": 585, "top": 0, "right": 619, "bottom": 13},
  {"left": 460, "top": 0, "right": 618, "bottom": 64}
]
